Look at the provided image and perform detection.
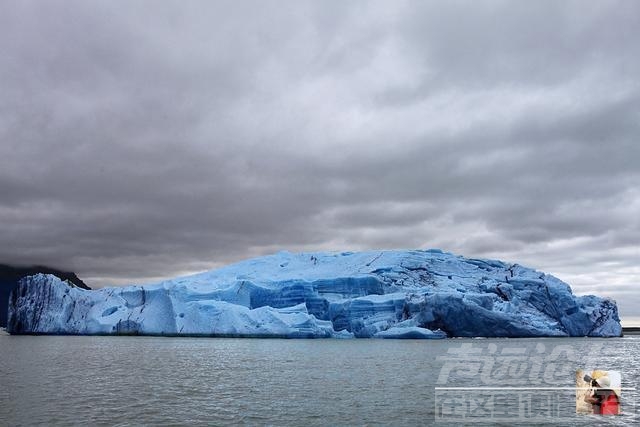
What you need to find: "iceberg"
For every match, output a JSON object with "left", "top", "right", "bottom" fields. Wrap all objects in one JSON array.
[{"left": 7, "top": 249, "right": 622, "bottom": 338}]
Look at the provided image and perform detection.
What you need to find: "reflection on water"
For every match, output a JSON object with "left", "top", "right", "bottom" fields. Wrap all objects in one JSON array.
[{"left": 0, "top": 335, "right": 638, "bottom": 426}]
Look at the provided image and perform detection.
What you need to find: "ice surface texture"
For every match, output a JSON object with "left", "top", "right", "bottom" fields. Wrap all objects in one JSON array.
[{"left": 7, "top": 249, "right": 622, "bottom": 338}]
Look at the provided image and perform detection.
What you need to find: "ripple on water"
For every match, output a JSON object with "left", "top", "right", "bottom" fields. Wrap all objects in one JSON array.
[{"left": 0, "top": 335, "right": 637, "bottom": 426}]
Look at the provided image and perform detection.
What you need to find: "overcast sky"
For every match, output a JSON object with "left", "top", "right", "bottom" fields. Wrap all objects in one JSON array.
[{"left": 1, "top": 1, "right": 638, "bottom": 321}]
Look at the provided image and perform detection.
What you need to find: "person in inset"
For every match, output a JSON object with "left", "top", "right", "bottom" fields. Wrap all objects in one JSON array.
[{"left": 584, "top": 376, "right": 620, "bottom": 415}]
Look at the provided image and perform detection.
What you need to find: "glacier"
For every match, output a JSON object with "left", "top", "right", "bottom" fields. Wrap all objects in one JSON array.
[{"left": 7, "top": 249, "right": 622, "bottom": 338}]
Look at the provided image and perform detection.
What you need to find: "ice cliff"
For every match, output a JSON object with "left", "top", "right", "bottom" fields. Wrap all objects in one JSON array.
[
  {"left": 7, "top": 249, "right": 622, "bottom": 338},
  {"left": 0, "top": 264, "right": 89, "bottom": 327}
]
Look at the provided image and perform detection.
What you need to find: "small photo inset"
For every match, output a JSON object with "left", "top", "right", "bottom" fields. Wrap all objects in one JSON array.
[{"left": 576, "top": 369, "right": 621, "bottom": 415}]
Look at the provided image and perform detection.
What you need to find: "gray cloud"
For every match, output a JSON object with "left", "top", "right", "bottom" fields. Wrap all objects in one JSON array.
[{"left": 1, "top": 1, "right": 638, "bottom": 321}]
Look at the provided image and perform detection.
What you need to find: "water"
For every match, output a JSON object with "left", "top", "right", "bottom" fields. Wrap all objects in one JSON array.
[{"left": 0, "top": 334, "right": 638, "bottom": 426}]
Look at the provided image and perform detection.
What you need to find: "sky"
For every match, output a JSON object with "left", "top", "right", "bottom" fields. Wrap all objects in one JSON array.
[{"left": 1, "top": 1, "right": 638, "bottom": 323}]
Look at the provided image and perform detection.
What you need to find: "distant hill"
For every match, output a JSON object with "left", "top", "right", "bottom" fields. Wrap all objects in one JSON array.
[{"left": 0, "top": 264, "right": 90, "bottom": 327}]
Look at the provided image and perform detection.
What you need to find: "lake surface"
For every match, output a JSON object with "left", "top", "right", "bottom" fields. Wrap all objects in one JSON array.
[{"left": 1, "top": 334, "right": 638, "bottom": 426}]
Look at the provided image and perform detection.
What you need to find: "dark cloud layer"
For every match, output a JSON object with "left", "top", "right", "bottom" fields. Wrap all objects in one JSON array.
[{"left": 1, "top": 1, "right": 638, "bottom": 320}]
